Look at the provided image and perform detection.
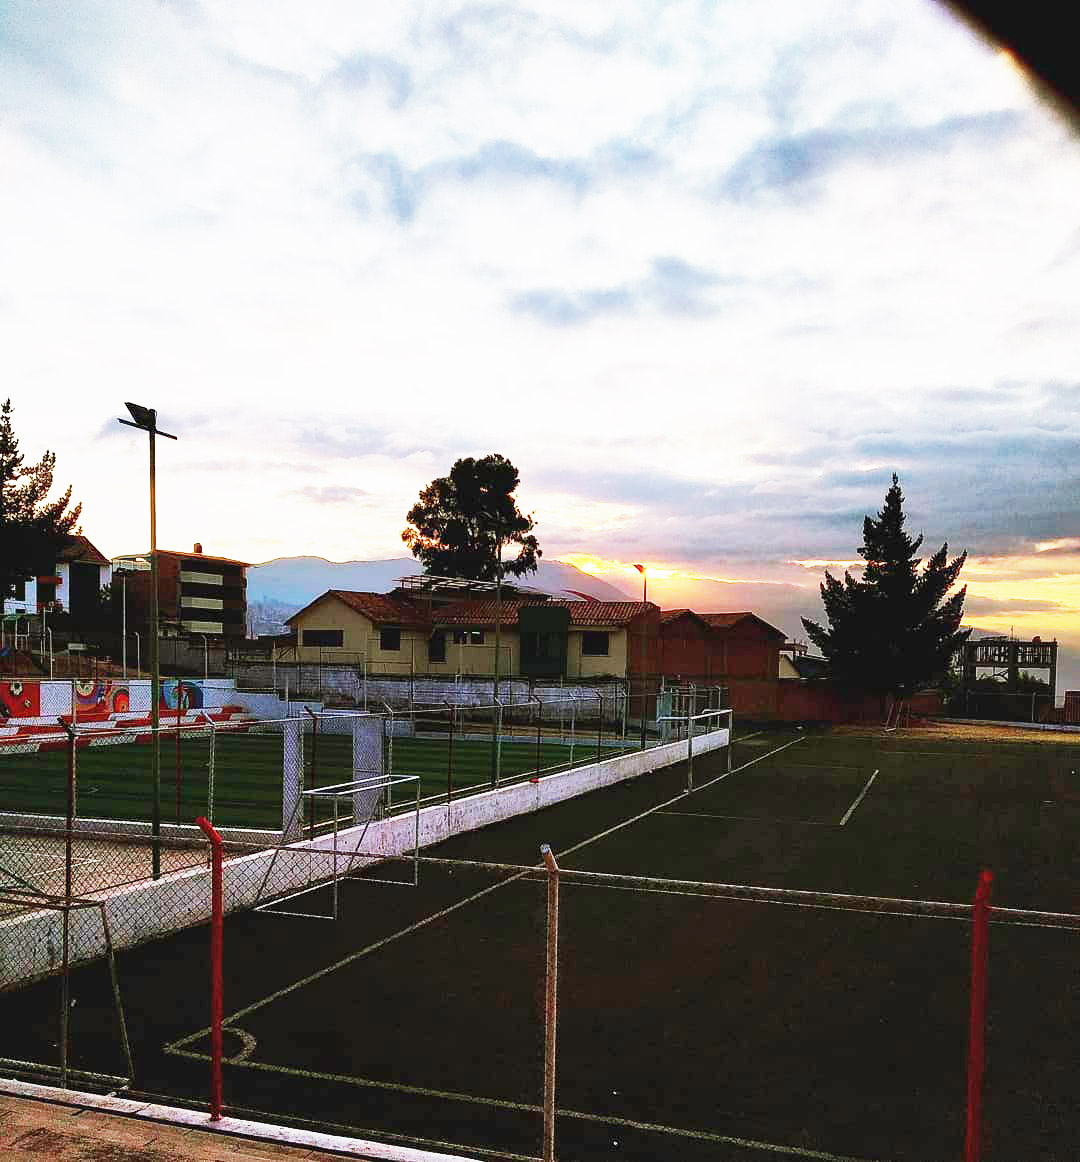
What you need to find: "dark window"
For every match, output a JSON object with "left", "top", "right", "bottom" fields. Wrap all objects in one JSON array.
[
  {"left": 522, "top": 632, "right": 560, "bottom": 663},
  {"left": 380, "top": 626, "right": 401, "bottom": 651},
  {"left": 452, "top": 629, "right": 484, "bottom": 645},
  {"left": 302, "top": 629, "right": 344, "bottom": 647},
  {"left": 582, "top": 631, "right": 610, "bottom": 656},
  {"left": 428, "top": 632, "right": 447, "bottom": 663}
]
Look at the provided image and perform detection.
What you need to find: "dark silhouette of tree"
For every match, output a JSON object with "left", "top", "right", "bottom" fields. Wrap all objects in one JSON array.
[
  {"left": 802, "top": 474, "right": 969, "bottom": 698},
  {"left": 0, "top": 398, "right": 82, "bottom": 601},
  {"left": 402, "top": 454, "right": 540, "bottom": 580}
]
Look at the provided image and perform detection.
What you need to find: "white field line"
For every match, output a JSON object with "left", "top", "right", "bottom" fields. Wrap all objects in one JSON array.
[
  {"left": 839, "top": 770, "right": 879, "bottom": 827},
  {"left": 163, "top": 1050, "right": 885, "bottom": 1162},
  {"left": 166, "top": 730, "right": 804, "bottom": 1052},
  {"left": 658, "top": 810, "right": 835, "bottom": 826}
]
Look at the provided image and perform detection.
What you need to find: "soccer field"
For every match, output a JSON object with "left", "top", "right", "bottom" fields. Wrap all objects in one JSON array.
[
  {"left": 0, "top": 728, "right": 638, "bottom": 832},
  {"left": 1, "top": 722, "right": 1077, "bottom": 1161}
]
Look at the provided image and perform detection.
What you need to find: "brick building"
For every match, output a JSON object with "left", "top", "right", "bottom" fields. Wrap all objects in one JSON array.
[{"left": 112, "top": 544, "right": 249, "bottom": 641}]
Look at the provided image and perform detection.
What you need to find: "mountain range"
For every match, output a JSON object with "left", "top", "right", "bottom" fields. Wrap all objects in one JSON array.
[{"left": 246, "top": 556, "right": 633, "bottom": 634}]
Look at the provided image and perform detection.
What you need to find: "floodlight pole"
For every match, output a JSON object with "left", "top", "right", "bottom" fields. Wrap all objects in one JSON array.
[
  {"left": 119, "top": 404, "right": 177, "bottom": 879},
  {"left": 121, "top": 572, "right": 127, "bottom": 679}
]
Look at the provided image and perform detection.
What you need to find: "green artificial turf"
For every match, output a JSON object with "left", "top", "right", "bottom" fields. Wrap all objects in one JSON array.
[{"left": 0, "top": 731, "right": 638, "bottom": 831}]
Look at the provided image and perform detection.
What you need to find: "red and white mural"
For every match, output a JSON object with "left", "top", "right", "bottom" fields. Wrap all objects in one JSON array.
[{"left": 0, "top": 680, "right": 40, "bottom": 719}]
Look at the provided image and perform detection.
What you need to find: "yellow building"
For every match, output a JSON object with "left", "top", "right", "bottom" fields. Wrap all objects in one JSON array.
[{"left": 276, "top": 588, "right": 659, "bottom": 681}]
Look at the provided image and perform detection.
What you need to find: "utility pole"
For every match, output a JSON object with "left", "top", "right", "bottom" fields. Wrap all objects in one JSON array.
[{"left": 118, "top": 403, "right": 177, "bottom": 879}]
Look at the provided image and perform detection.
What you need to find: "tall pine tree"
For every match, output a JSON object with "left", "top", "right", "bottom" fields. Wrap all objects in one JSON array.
[
  {"left": 802, "top": 475, "right": 969, "bottom": 698},
  {"left": 0, "top": 398, "right": 82, "bottom": 601}
]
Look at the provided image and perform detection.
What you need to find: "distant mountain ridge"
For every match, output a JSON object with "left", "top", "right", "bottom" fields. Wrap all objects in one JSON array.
[{"left": 246, "top": 556, "right": 633, "bottom": 634}]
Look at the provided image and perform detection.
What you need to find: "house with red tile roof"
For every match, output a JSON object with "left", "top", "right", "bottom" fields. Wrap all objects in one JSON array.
[{"left": 279, "top": 588, "right": 659, "bottom": 680}]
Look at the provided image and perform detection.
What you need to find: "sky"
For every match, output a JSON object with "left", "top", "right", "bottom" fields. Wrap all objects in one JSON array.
[{"left": 3, "top": 2, "right": 1079, "bottom": 684}]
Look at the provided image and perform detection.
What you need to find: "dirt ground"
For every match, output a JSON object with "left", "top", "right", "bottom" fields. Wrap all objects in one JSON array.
[
  {"left": 834, "top": 718, "right": 1080, "bottom": 746},
  {"left": 0, "top": 1091, "right": 430, "bottom": 1161}
]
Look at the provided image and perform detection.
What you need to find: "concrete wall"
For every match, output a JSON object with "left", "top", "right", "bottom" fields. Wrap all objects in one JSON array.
[
  {"left": 0, "top": 725, "right": 729, "bottom": 989},
  {"left": 232, "top": 666, "right": 630, "bottom": 720}
]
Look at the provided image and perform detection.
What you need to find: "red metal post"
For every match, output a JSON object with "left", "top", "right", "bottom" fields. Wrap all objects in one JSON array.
[
  {"left": 195, "top": 815, "right": 224, "bottom": 1121},
  {"left": 965, "top": 869, "right": 993, "bottom": 1162}
]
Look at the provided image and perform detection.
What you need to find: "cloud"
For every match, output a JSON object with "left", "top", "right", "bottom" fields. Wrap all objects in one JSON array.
[
  {"left": 963, "top": 595, "right": 1073, "bottom": 616},
  {"left": 327, "top": 52, "right": 412, "bottom": 108},
  {"left": 511, "top": 256, "right": 725, "bottom": 325},
  {"left": 348, "top": 140, "right": 595, "bottom": 223},
  {"left": 719, "top": 110, "right": 1026, "bottom": 202},
  {"left": 291, "top": 485, "right": 372, "bottom": 504},
  {"left": 295, "top": 426, "right": 443, "bottom": 461}
]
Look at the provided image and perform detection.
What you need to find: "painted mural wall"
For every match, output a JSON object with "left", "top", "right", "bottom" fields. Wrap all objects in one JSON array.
[{"left": 0, "top": 678, "right": 237, "bottom": 720}]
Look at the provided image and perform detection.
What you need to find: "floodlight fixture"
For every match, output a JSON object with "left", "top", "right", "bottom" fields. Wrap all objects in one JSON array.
[{"left": 119, "top": 402, "right": 177, "bottom": 440}]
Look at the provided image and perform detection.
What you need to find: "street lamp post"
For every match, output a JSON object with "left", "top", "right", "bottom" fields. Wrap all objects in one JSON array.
[{"left": 118, "top": 404, "right": 177, "bottom": 879}]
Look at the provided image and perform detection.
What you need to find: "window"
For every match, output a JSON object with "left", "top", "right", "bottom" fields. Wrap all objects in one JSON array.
[
  {"left": 302, "top": 629, "right": 343, "bottom": 647},
  {"left": 428, "top": 631, "right": 447, "bottom": 663},
  {"left": 452, "top": 629, "right": 484, "bottom": 645},
  {"left": 581, "top": 631, "right": 610, "bottom": 656},
  {"left": 522, "top": 632, "right": 560, "bottom": 662},
  {"left": 380, "top": 626, "right": 401, "bottom": 651}
]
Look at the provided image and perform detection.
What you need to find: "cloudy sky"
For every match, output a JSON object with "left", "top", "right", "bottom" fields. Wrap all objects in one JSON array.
[{"left": 3, "top": 2, "right": 1078, "bottom": 679}]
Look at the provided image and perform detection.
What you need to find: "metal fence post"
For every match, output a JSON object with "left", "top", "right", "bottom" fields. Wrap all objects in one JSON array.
[
  {"left": 541, "top": 844, "right": 560, "bottom": 1162},
  {"left": 58, "top": 718, "right": 77, "bottom": 1088},
  {"left": 965, "top": 869, "right": 993, "bottom": 1162},
  {"left": 686, "top": 710, "right": 695, "bottom": 792},
  {"left": 445, "top": 700, "right": 455, "bottom": 805},
  {"left": 196, "top": 816, "right": 224, "bottom": 1121},
  {"left": 595, "top": 690, "right": 602, "bottom": 765}
]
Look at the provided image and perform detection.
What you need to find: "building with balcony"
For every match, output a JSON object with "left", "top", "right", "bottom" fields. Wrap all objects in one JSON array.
[{"left": 111, "top": 543, "right": 249, "bottom": 641}]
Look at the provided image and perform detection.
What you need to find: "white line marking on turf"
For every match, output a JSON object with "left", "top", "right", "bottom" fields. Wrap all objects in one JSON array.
[
  {"left": 223, "top": 1027, "right": 257, "bottom": 1064},
  {"left": 164, "top": 1050, "right": 885, "bottom": 1162},
  {"left": 166, "top": 731, "right": 807, "bottom": 1053},
  {"left": 839, "top": 770, "right": 879, "bottom": 826},
  {"left": 561, "top": 1108, "right": 885, "bottom": 1161},
  {"left": 658, "top": 810, "right": 834, "bottom": 826}
]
